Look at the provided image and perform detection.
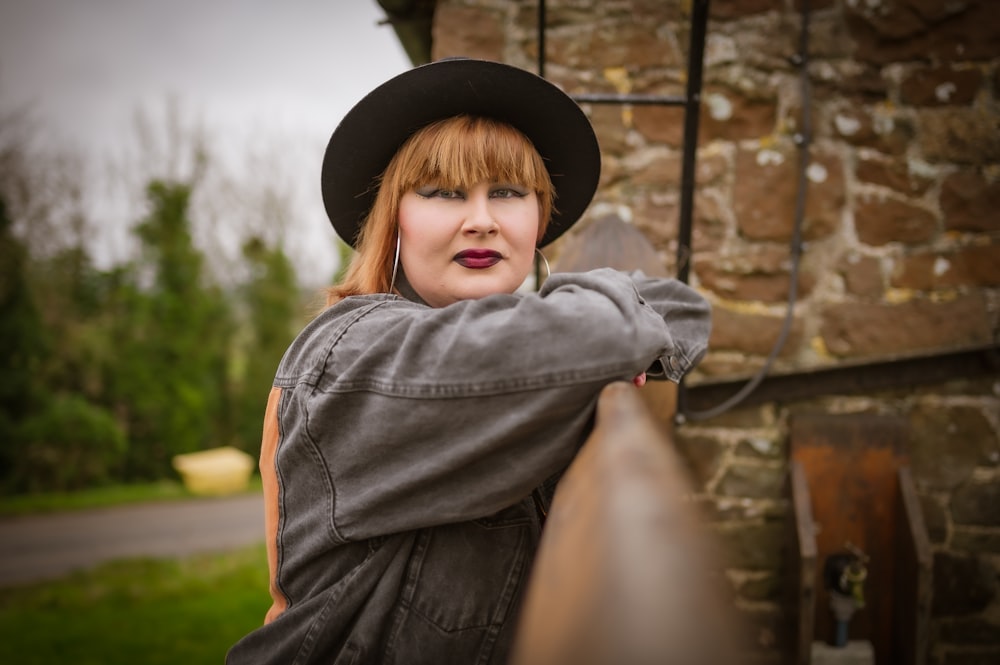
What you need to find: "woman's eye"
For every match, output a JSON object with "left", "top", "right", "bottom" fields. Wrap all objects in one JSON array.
[
  {"left": 416, "top": 187, "right": 462, "bottom": 199},
  {"left": 492, "top": 187, "right": 527, "bottom": 199}
]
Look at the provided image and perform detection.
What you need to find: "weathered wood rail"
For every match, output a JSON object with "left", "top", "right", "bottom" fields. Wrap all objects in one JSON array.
[{"left": 510, "top": 381, "right": 740, "bottom": 665}]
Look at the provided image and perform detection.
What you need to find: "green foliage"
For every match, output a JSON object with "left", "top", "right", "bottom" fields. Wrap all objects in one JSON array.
[
  {"left": 30, "top": 246, "right": 121, "bottom": 400},
  {"left": 234, "top": 237, "right": 301, "bottom": 454},
  {"left": 0, "top": 200, "right": 45, "bottom": 404},
  {"left": 1, "top": 194, "right": 134, "bottom": 493},
  {"left": 2, "top": 139, "right": 309, "bottom": 493},
  {"left": 8, "top": 395, "right": 126, "bottom": 493},
  {"left": 0, "top": 197, "right": 49, "bottom": 482},
  {"left": 108, "top": 180, "right": 236, "bottom": 479},
  {"left": 0, "top": 545, "right": 270, "bottom": 665}
]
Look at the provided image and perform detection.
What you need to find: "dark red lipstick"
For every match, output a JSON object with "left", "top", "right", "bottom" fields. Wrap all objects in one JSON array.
[{"left": 454, "top": 249, "right": 502, "bottom": 269}]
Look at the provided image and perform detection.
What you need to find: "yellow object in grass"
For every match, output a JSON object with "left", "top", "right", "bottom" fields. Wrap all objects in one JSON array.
[{"left": 172, "top": 446, "right": 255, "bottom": 496}]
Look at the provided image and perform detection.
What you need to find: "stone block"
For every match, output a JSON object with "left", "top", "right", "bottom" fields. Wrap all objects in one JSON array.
[
  {"left": 699, "top": 87, "right": 779, "bottom": 143},
  {"left": 679, "top": 403, "right": 776, "bottom": 429},
  {"left": 951, "top": 480, "right": 1000, "bottom": 527},
  {"left": 855, "top": 156, "right": 934, "bottom": 196},
  {"left": 737, "top": 572, "right": 783, "bottom": 603},
  {"left": 909, "top": 405, "right": 998, "bottom": 491},
  {"left": 940, "top": 617, "right": 1000, "bottom": 645},
  {"left": 673, "top": 433, "right": 726, "bottom": 489},
  {"left": 952, "top": 529, "right": 1000, "bottom": 555},
  {"left": 940, "top": 649, "right": 1000, "bottom": 665},
  {"left": 431, "top": 5, "right": 504, "bottom": 61},
  {"left": 695, "top": 251, "right": 817, "bottom": 303},
  {"left": 830, "top": 104, "right": 914, "bottom": 155},
  {"left": 626, "top": 146, "right": 682, "bottom": 188},
  {"left": 838, "top": 253, "right": 884, "bottom": 299},
  {"left": 709, "top": 306, "right": 805, "bottom": 357},
  {"left": 735, "top": 435, "right": 786, "bottom": 460},
  {"left": 705, "top": 497, "right": 788, "bottom": 523},
  {"left": 710, "top": 0, "right": 781, "bottom": 21},
  {"left": 588, "top": 105, "right": 629, "bottom": 155},
  {"left": 734, "top": 145, "right": 842, "bottom": 242},
  {"left": 931, "top": 551, "right": 998, "bottom": 617},
  {"left": 941, "top": 170, "right": 1000, "bottom": 233},
  {"left": 632, "top": 105, "right": 686, "bottom": 148},
  {"left": 733, "top": 145, "right": 796, "bottom": 241},
  {"left": 716, "top": 463, "right": 787, "bottom": 500},
  {"left": 854, "top": 196, "right": 937, "bottom": 247},
  {"left": 713, "top": 521, "right": 785, "bottom": 570},
  {"left": 819, "top": 294, "right": 992, "bottom": 359},
  {"left": 891, "top": 243, "right": 1000, "bottom": 290},
  {"left": 845, "top": 0, "right": 1000, "bottom": 64},
  {"left": 918, "top": 108, "right": 1000, "bottom": 164},
  {"left": 545, "top": 19, "right": 683, "bottom": 69},
  {"left": 900, "top": 66, "right": 982, "bottom": 107},
  {"left": 805, "top": 7, "right": 856, "bottom": 61}
]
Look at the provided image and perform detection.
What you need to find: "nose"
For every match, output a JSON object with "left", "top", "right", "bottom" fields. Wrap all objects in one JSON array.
[{"left": 461, "top": 190, "right": 499, "bottom": 236}]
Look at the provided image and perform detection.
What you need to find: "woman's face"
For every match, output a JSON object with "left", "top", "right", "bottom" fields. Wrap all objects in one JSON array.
[{"left": 397, "top": 180, "right": 540, "bottom": 307}]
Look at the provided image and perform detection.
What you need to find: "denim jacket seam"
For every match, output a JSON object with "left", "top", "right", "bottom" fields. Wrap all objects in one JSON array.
[
  {"left": 300, "top": 398, "right": 345, "bottom": 545},
  {"left": 313, "top": 360, "right": 653, "bottom": 399},
  {"left": 290, "top": 544, "right": 385, "bottom": 665},
  {"left": 272, "top": 300, "right": 389, "bottom": 388},
  {"left": 672, "top": 341, "right": 708, "bottom": 377},
  {"left": 312, "top": 302, "right": 389, "bottom": 389},
  {"left": 382, "top": 530, "right": 431, "bottom": 662},
  {"left": 271, "top": 388, "right": 292, "bottom": 617}
]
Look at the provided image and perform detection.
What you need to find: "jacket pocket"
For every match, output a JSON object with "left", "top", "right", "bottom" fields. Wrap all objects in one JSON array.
[
  {"left": 383, "top": 519, "right": 532, "bottom": 664},
  {"left": 409, "top": 519, "right": 530, "bottom": 631}
]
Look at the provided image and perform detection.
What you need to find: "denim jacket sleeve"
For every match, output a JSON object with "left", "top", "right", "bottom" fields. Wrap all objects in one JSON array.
[{"left": 276, "top": 267, "right": 710, "bottom": 543}]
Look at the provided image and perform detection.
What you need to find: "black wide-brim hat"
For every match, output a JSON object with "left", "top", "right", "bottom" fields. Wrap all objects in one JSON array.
[{"left": 321, "top": 58, "right": 601, "bottom": 248}]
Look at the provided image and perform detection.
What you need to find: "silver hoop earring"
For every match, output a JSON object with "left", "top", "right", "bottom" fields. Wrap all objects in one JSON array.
[
  {"left": 389, "top": 234, "right": 400, "bottom": 293},
  {"left": 535, "top": 247, "right": 551, "bottom": 284}
]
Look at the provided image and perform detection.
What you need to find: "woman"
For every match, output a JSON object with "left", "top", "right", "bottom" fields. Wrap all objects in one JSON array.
[{"left": 228, "top": 58, "right": 711, "bottom": 665}]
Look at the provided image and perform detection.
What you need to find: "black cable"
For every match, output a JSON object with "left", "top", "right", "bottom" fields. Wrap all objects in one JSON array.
[{"left": 678, "top": 0, "right": 812, "bottom": 423}]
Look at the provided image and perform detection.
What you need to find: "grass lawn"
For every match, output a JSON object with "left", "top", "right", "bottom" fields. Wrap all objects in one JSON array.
[
  {"left": 0, "top": 477, "right": 264, "bottom": 517},
  {"left": 0, "top": 544, "right": 270, "bottom": 665}
]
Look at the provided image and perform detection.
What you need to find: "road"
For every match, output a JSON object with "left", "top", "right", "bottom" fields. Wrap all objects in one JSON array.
[{"left": 0, "top": 493, "right": 264, "bottom": 587}]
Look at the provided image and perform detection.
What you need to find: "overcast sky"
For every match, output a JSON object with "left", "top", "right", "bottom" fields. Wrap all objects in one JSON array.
[{"left": 0, "top": 0, "right": 412, "bottom": 282}]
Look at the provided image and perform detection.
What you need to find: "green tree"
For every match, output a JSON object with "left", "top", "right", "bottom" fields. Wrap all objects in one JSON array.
[
  {"left": 109, "top": 180, "right": 235, "bottom": 479},
  {"left": 30, "top": 246, "right": 111, "bottom": 399},
  {"left": 0, "top": 198, "right": 127, "bottom": 493},
  {"left": 0, "top": 197, "right": 47, "bottom": 484},
  {"left": 234, "top": 237, "right": 300, "bottom": 454}
]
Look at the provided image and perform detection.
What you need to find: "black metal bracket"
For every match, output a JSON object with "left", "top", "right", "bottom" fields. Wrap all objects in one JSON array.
[{"left": 684, "top": 345, "right": 1000, "bottom": 412}]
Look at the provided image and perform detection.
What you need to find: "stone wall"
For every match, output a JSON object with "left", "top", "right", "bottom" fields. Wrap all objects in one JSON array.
[{"left": 430, "top": 1, "right": 999, "bottom": 663}]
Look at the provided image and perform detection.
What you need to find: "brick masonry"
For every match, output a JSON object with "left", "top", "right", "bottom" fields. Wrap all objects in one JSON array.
[{"left": 430, "top": 0, "right": 1000, "bottom": 662}]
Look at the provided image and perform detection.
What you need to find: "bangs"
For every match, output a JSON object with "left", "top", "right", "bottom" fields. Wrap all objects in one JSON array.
[{"left": 392, "top": 116, "right": 553, "bottom": 195}]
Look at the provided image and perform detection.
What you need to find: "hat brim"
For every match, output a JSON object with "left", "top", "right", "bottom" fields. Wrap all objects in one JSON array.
[{"left": 321, "top": 58, "right": 601, "bottom": 248}]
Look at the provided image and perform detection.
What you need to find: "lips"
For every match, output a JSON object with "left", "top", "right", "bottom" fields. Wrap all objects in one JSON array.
[{"left": 454, "top": 249, "right": 502, "bottom": 269}]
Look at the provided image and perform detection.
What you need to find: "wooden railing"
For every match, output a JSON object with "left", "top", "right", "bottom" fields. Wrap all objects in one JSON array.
[{"left": 510, "top": 381, "right": 739, "bottom": 665}]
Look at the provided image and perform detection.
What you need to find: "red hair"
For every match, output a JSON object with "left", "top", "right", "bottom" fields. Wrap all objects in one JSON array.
[{"left": 326, "top": 115, "right": 555, "bottom": 305}]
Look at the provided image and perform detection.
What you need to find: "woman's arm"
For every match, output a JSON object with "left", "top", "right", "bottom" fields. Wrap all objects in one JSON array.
[{"left": 284, "top": 268, "right": 710, "bottom": 541}]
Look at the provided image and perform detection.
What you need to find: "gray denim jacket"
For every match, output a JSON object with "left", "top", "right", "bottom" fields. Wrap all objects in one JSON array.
[{"left": 226, "top": 268, "right": 711, "bottom": 665}]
